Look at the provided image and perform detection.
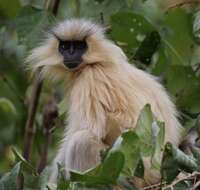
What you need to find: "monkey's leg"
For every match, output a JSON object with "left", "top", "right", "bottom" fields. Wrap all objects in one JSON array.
[{"left": 64, "top": 129, "right": 107, "bottom": 173}]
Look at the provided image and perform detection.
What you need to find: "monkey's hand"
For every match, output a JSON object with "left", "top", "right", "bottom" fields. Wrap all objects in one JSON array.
[
  {"left": 64, "top": 129, "right": 107, "bottom": 172},
  {"left": 49, "top": 129, "right": 107, "bottom": 184}
]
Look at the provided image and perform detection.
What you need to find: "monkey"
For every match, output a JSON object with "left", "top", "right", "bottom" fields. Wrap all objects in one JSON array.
[{"left": 26, "top": 18, "right": 182, "bottom": 187}]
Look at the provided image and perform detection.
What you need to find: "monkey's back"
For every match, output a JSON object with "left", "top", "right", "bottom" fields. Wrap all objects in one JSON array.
[
  {"left": 102, "top": 62, "right": 182, "bottom": 186},
  {"left": 92, "top": 61, "right": 182, "bottom": 144}
]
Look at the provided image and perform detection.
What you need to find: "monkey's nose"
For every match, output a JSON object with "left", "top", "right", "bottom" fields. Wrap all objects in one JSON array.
[{"left": 69, "top": 43, "right": 75, "bottom": 55}]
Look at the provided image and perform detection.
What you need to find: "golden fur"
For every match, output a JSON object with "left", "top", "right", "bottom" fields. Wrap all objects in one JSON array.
[{"left": 27, "top": 19, "right": 181, "bottom": 187}]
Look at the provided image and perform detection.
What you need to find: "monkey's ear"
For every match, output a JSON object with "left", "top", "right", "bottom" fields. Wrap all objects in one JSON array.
[
  {"left": 25, "top": 38, "right": 68, "bottom": 82},
  {"left": 25, "top": 45, "right": 49, "bottom": 72},
  {"left": 25, "top": 36, "right": 62, "bottom": 71}
]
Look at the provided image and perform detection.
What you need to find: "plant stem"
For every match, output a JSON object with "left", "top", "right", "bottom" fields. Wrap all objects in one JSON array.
[
  {"left": 23, "top": 70, "right": 43, "bottom": 160},
  {"left": 75, "top": 0, "right": 80, "bottom": 17},
  {"left": 52, "top": 0, "right": 61, "bottom": 16},
  {"left": 37, "top": 98, "right": 58, "bottom": 173},
  {"left": 166, "top": 0, "right": 200, "bottom": 11},
  {"left": 22, "top": 0, "right": 61, "bottom": 162},
  {"left": 0, "top": 74, "right": 24, "bottom": 103}
]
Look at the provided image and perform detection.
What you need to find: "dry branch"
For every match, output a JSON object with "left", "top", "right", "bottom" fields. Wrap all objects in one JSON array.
[
  {"left": 37, "top": 98, "right": 58, "bottom": 173},
  {"left": 23, "top": 70, "right": 43, "bottom": 160}
]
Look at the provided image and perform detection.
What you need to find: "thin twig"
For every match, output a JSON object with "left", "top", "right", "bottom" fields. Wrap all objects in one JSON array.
[
  {"left": 0, "top": 74, "right": 24, "bottom": 103},
  {"left": 23, "top": 70, "right": 43, "bottom": 160},
  {"left": 37, "top": 98, "right": 58, "bottom": 173},
  {"left": 44, "top": 0, "right": 51, "bottom": 10},
  {"left": 22, "top": 0, "right": 61, "bottom": 162},
  {"left": 141, "top": 172, "right": 200, "bottom": 190},
  {"left": 142, "top": 182, "right": 166, "bottom": 190},
  {"left": 166, "top": 0, "right": 200, "bottom": 11},
  {"left": 52, "top": 0, "right": 61, "bottom": 16},
  {"left": 100, "top": 12, "right": 104, "bottom": 24},
  {"left": 20, "top": 0, "right": 61, "bottom": 189},
  {"left": 162, "top": 172, "right": 200, "bottom": 190},
  {"left": 191, "top": 180, "right": 200, "bottom": 190},
  {"left": 75, "top": 0, "right": 81, "bottom": 17}
]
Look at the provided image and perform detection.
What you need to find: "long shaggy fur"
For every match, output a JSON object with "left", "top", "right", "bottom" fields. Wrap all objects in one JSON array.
[{"left": 27, "top": 18, "right": 182, "bottom": 187}]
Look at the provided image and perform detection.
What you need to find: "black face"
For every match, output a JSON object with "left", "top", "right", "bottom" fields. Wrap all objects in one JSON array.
[{"left": 58, "top": 40, "right": 87, "bottom": 69}]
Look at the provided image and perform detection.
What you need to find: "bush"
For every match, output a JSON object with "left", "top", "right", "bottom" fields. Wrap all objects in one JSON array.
[{"left": 0, "top": 0, "right": 200, "bottom": 189}]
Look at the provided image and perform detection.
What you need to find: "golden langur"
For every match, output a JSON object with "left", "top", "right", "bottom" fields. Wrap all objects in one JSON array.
[{"left": 27, "top": 19, "right": 181, "bottom": 187}]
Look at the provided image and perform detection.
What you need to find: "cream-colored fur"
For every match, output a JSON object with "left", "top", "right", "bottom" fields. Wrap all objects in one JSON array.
[{"left": 27, "top": 19, "right": 181, "bottom": 187}]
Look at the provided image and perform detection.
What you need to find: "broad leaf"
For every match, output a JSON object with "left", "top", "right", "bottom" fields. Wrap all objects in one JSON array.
[
  {"left": 0, "top": 162, "right": 21, "bottom": 190},
  {"left": 161, "top": 9, "right": 194, "bottom": 66},
  {"left": 112, "top": 131, "right": 141, "bottom": 176},
  {"left": 161, "top": 142, "right": 199, "bottom": 182},
  {"left": 111, "top": 12, "right": 156, "bottom": 50},
  {"left": 151, "top": 121, "right": 165, "bottom": 170},
  {"left": 70, "top": 151, "right": 124, "bottom": 186},
  {"left": 14, "top": 6, "right": 56, "bottom": 49},
  {"left": 12, "top": 147, "right": 38, "bottom": 176},
  {"left": 0, "top": 0, "right": 21, "bottom": 18},
  {"left": 0, "top": 98, "right": 16, "bottom": 145},
  {"left": 0, "top": 98, "right": 16, "bottom": 127},
  {"left": 164, "top": 65, "right": 200, "bottom": 112},
  {"left": 135, "top": 104, "right": 154, "bottom": 157}
]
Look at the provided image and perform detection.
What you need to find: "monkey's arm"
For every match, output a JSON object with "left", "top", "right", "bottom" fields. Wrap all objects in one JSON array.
[
  {"left": 49, "top": 94, "right": 108, "bottom": 182},
  {"left": 61, "top": 95, "right": 108, "bottom": 173},
  {"left": 49, "top": 129, "right": 107, "bottom": 183}
]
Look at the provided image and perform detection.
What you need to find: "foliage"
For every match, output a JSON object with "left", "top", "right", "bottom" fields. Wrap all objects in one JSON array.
[
  {"left": 0, "top": 0, "right": 200, "bottom": 189},
  {"left": 1, "top": 105, "right": 200, "bottom": 189}
]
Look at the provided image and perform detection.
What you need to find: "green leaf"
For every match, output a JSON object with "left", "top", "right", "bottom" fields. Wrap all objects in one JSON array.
[
  {"left": 133, "top": 105, "right": 165, "bottom": 171},
  {"left": 134, "top": 158, "right": 144, "bottom": 178},
  {"left": 151, "top": 121, "right": 165, "bottom": 170},
  {"left": 100, "top": 151, "right": 124, "bottom": 183},
  {"left": 164, "top": 65, "right": 200, "bottom": 112},
  {"left": 110, "top": 11, "right": 156, "bottom": 50},
  {"left": 112, "top": 131, "right": 141, "bottom": 176},
  {"left": 191, "top": 146, "right": 200, "bottom": 165},
  {"left": 0, "top": 0, "right": 21, "bottom": 18},
  {"left": 14, "top": 6, "right": 56, "bottom": 49},
  {"left": 151, "top": 44, "right": 169, "bottom": 76},
  {"left": 70, "top": 151, "right": 124, "bottom": 186},
  {"left": 58, "top": 0, "right": 129, "bottom": 24},
  {"left": 22, "top": 168, "right": 53, "bottom": 190},
  {"left": 193, "top": 10, "right": 200, "bottom": 43},
  {"left": 0, "top": 98, "right": 17, "bottom": 144},
  {"left": 135, "top": 104, "right": 154, "bottom": 157},
  {"left": 0, "top": 97, "right": 16, "bottom": 127},
  {"left": 173, "top": 181, "right": 191, "bottom": 190},
  {"left": 134, "top": 31, "right": 161, "bottom": 65},
  {"left": 161, "top": 142, "right": 199, "bottom": 182},
  {"left": 38, "top": 167, "right": 53, "bottom": 190},
  {"left": 57, "top": 164, "right": 70, "bottom": 190},
  {"left": 195, "top": 115, "right": 200, "bottom": 137},
  {"left": 162, "top": 9, "right": 194, "bottom": 66},
  {"left": 12, "top": 147, "right": 38, "bottom": 176},
  {"left": 117, "top": 176, "right": 138, "bottom": 190},
  {"left": 0, "top": 162, "right": 21, "bottom": 190}
]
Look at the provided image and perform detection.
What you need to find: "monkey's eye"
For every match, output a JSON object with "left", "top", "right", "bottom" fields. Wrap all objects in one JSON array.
[
  {"left": 74, "top": 41, "right": 87, "bottom": 49},
  {"left": 59, "top": 41, "right": 71, "bottom": 50}
]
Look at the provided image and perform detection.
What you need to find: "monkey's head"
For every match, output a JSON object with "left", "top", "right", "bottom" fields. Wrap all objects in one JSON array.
[{"left": 27, "top": 19, "right": 127, "bottom": 80}]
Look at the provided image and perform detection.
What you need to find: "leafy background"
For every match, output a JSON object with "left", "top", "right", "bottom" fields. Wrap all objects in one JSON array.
[{"left": 0, "top": 0, "right": 200, "bottom": 189}]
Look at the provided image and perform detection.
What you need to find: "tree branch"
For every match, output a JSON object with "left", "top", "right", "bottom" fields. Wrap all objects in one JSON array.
[
  {"left": 23, "top": 70, "right": 43, "bottom": 160},
  {"left": 22, "top": 0, "right": 61, "bottom": 162},
  {"left": 52, "top": 0, "right": 61, "bottom": 16},
  {"left": 166, "top": 0, "right": 200, "bottom": 11},
  {"left": 37, "top": 98, "right": 58, "bottom": 173}
]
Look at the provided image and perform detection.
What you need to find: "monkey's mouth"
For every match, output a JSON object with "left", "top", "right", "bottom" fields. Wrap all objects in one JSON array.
[{"left": 63, "top": 61, "right": 81, "bottom": 70}]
